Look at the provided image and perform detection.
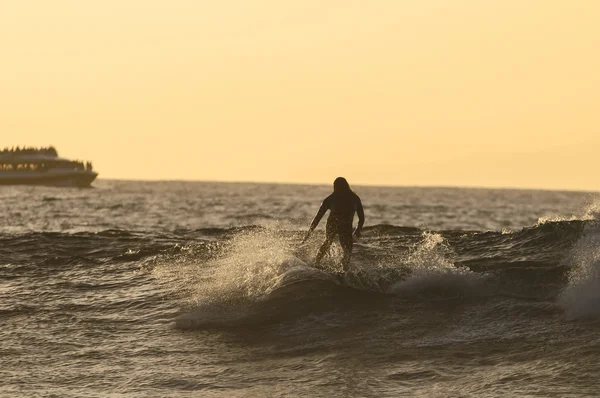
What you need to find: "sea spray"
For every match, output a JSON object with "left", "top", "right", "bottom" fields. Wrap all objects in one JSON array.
[
  {"left": 388, "top": 232, "right": 485, "bottom": 297},
  {"left": 154, "top": 228, "right": 302, "bottom": 310},
  {"left": 537, "top": 195, "right": 600, "bottom": 225},
  {"left": 559, "top": 221, "right": 600, "bottom": 320}
]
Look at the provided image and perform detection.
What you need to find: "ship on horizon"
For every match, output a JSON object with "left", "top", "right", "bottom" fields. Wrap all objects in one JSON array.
[{"left": 0, "top": 146, "right": 98, "bottom": 187}]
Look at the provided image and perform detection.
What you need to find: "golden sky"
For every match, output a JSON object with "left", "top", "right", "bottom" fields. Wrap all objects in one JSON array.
[{"left": 2, "top": 1, "right": 599, "bottom": 190}]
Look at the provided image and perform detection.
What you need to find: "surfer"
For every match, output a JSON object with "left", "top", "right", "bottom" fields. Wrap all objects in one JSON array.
[{"left": 302, "top": 177, "right": 365, "bottom": 271}]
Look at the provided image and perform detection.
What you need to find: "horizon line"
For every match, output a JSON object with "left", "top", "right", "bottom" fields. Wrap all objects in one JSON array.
[{"left": 95, "top": 177, "right": 600, "bottom": 194}]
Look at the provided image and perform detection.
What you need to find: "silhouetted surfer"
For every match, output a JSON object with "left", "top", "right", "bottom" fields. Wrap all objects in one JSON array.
[{"left": 303, "top": 177, "right": 365, "bottom": 271}]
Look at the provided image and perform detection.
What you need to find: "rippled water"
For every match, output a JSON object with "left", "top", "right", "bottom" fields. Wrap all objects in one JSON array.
[{"left": 1, "top": 181, "right": 600, "bottom": 397}]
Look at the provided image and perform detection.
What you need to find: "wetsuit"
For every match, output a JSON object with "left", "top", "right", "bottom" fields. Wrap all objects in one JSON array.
[{"left": 307, "top": 190, "right": 364, "bottom": 270}]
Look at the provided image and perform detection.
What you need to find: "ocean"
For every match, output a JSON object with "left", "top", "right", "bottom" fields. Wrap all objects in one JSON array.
[{"left": 2, "top": 180, "right": 600, "bottom": 397}]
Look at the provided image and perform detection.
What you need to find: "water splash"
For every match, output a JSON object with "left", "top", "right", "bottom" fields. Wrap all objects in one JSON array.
[
  {"left": 388, "top": 232, "right": 485, "bottom": 297},
  {"left": 154, "top": 229, "right": 303, "bottom": 310},
  {"left": 582, "top": 197, "right": 600, "bottom": 220},
  {"left": 559, "top": 222, "right": 600, "bottom": 320},
  {"left": 537, "top": 195, "right": 600, "bottom": 225}
]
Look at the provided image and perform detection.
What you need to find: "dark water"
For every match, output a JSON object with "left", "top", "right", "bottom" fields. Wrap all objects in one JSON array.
[{"left": 2, "top": 181, "right": 600, "bottom": 397}]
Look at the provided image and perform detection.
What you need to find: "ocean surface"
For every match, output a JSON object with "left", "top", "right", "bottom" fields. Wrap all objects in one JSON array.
[{"left": 2, "top": 180, "right": 600, "bottom": 397}]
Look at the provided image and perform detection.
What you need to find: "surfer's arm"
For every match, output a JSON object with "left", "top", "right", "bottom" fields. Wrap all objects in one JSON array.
[
  {"left": 303, "top": 200, "right": 329, "bottom": 242},
  {"left": 354, "top": 197, "right": 365, "bottom": 238}
]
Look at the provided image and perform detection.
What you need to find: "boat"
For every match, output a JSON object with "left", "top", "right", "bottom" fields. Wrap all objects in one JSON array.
[{"left": 0, "top": 146, "right": 98, "bottom": 187}]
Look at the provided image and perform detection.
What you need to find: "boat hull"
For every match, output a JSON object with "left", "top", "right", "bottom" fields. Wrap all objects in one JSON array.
[{"left": 0, "top": 171, "right": 98, "bottom": 187}]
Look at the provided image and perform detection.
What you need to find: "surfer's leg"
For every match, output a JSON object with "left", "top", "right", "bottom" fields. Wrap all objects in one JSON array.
[
  {"left": 339, "top": 226, "right": 354, "bottom": 271},
  {"left": 315, "top": 222, "right": 336, "bottom": 265},
  {"left": 315, "top": 238, "right": 333, "bottom": 265}
]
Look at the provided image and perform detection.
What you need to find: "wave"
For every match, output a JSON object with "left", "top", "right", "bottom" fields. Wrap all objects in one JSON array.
[
  {"left": 387, "top": 232, "right": 487, "bottom": 298},
  {"left": 537, "top": 196, "right": 600, "bottom": 226},
  {"left": 2, "top": 215, "right": 599, "bottom": 325},
  {"left": 162, "top": 217, "right": 600, "bottom": 329},
  {"left": 0, "top": 217, "right": 590, "bottom": 243},
  {"left": 166, "top": 229, "right": 495, "bottom": 330},
  {"left": 559, "top": 222, "right": 600, "bottom": 320},
  {"left": 0, "top": 219, "right": 592, "bottom": 287}
]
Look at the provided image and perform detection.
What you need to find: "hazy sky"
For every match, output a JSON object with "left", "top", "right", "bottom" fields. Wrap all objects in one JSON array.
[{"left": 2, "top": 1, "right": 599, "bottom": 190}]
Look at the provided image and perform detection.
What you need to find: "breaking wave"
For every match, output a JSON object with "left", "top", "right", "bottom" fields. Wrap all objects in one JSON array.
[{"left": 559, "top": 221, "right": 600, "bottom": 320}]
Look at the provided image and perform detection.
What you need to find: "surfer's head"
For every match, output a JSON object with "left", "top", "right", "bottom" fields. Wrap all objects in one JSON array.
[{"left": 333, "top": 177, "right": 351, "bottom": 193}]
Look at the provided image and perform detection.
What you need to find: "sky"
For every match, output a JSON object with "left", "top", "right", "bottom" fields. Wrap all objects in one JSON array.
[{"left": 1, "top": 1, "right": 599, "bottom": 191}]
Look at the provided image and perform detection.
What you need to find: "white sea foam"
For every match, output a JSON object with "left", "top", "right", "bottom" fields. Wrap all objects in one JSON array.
[
  {"left": 189, "top": 230, "right": 301, "bottom": 307},
  {"left": 537, "top": 196, "right": 600, "bottom": 225},
  {"left": 559, "top": 222, "right": 600, "bottom": 320},
  {"left": 388, "top": 232, "right": 485, "bottom": 297},
  {"left": 152, "top": 229, "right": 306, "bottom": 311},
  {"left": 582, "top": 197, "right": 600, "bottom": 220}
]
